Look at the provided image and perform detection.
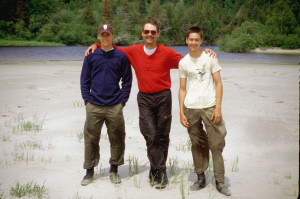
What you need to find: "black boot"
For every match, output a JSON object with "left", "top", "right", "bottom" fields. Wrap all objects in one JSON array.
[
  {"left": 109, "top": 165, "right": 121, "bottom": 184},
  {"left": 149, "top": 167, "right": 159, "bottom": 186},
  {"left": 81, "top": 168, "right": 94, "bottom": 186},
  {"left": 155, "top": 170, "right": 168, "bottom": 189},
  {"left": 190, "top": 172, "right": 206, "bottom": 191}
]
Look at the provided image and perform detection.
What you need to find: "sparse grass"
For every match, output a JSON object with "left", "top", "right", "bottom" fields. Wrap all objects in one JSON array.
[
  {"left": 65, "top": 155, "right": 70, "bottom": 162},
  {"left": 76, "top": 129, "right": 84, "bottom": 142},
  {"left": 12, "top": 152, "right": 52, "bottom": 164},
  {"left": 284, "top": 171, "right": 291, "bottom": 179},
  {"left": 73, "top": 100, "right": 84, "bottom": 108},
  {"left": 168, "top": 157, "right": 179, "bottom": 176},
  {"left": 72, "top": 192, "right": 93, "bottom": 199},
  {"left": 17, "top": 140, "right": 43, "bottom": 150},
  {"left": 12, "top": 113, "right": 46, "bottom": 134},
  {"left": 0, "top": 183, "right": 6, "bottom": 199},
  {"left": 133, "top": 175, "right": 141, "bottom": 188},
  {"left": 232, "top": 156, "right": 239, "bottom": 172},
  {"left": 127, "top": 155, "right": 139, "bottom": 174},
  {"left": 101, "top": 133, "right": 108, "bottom": 140},
  {"left": 176, "top": 139, "right": 192, "bottom": 152},
  {"left": 180, "top": 174, "right": 185, "bottom": 199},
  {"left": 39, "top": 156, "right": 52, "bottom": 163},
  {"left": 133, "top": 156, "right": 139, "bottom": 174},
  {"left": 5, "top": 104, "right": 13, "bottom": 113},
  {"left": 170, "top": 171, "right": 182, "bottom": 183},
  {"left": 0, "top": 190, "right": 4, "bottom": 199},
  {"left": 5, "top": 119, "right": 12, "bottom": 127},
  {"left": 293, "top": 180, "right": 299, "bottom": 197},
  {"left": 181, "top": 160, "right": 194, "bottom": 174},
  {"left": 273, "top": 178, "right": 281, "bottom": 186},
  {"left": 2, "top": 134, "right": 11, "bottom": 142},
  {"left": 10, "top": 181, "right": 47, "bottom": 199},
  {"left": 27, "top": 84, "right": 36, "bottom": 89},
  {"left": 13, "top": 152, "right": 35, "bottom": 163},
  {"left": 124, "top": 116, "right": 137, "bottom": 127}
]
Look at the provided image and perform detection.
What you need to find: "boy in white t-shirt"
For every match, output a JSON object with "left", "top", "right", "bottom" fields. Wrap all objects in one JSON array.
[{"left": 178, "top": 26, "right": 231, "bottom": 196}]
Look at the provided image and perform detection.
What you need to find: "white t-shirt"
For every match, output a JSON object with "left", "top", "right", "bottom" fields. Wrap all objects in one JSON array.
[
  {"left": 144, "top": 45, "right": 157, "bottom": 56},
  {"left": 179, "top": 52, "right": 222, "bottom": 109}
]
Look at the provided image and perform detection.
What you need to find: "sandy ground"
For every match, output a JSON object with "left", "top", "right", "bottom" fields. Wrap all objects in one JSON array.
[
  {"left": 0, "top": 60, "right": 298, "bottom": 199},
  {"left": 251, "top": 48, "right": 300, "bottom": 55}
]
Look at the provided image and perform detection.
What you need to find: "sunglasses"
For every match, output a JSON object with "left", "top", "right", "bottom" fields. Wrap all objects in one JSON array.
[{"left": 143, "top": 30, "right": 157, "bottom": 35}]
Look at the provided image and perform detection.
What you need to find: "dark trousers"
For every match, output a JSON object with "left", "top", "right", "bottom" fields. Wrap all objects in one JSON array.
[{"left": 137, "top": 89, "right": 172, "bottom": 171}]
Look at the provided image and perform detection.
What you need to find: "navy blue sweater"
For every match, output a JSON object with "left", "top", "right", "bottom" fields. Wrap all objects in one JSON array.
[{"left": 80, "top": 48, "right": 132, "bottom": 106}]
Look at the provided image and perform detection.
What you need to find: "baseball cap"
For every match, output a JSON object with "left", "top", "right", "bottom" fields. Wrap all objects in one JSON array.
[{"left": 98, "top": 24, "right": 113, "bottom": 35}]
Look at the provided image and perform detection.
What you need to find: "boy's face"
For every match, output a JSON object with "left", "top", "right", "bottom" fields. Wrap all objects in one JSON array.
[
  {"left": 98, "top": 32, "right": 114, "bottom": 48},
  {"left": 186, "top": 33, "right": 202, "bottom": 52}
]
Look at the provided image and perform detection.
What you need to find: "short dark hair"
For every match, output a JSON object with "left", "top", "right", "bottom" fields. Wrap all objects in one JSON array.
[
  {"left": 186, "top": 26, "right": 203, "bottom": 40},
  {"left": 142, "top": 16, "right": 161, "bottom": 32}
]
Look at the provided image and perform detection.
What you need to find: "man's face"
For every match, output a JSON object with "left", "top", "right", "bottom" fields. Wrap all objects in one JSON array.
[
  {"left": 186, "top": 33, "right": 202, "bottom": 52},
  {"left": 142, "top": 23, "right": 160, "bottom": 46},
  {"left": 98, "top": 32, "right": 114, "bottom": 47}
]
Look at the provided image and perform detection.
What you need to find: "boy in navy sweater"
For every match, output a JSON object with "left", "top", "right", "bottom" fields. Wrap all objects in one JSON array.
[{"left": 80, "top": 24, "right": 132, "bottom": 186}]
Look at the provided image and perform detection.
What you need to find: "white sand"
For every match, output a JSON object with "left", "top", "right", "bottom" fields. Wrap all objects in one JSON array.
[
  {"left": 251, "top": 47, "right": 300, "bottom": 55},
  {"left": 0, "top": 60, "right": 298, "bottom": 199}
]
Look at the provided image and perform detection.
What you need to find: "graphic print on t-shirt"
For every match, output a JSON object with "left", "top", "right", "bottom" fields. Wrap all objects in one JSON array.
[{"left": 196, "top": 63, "right": 206, "bottom": 82}]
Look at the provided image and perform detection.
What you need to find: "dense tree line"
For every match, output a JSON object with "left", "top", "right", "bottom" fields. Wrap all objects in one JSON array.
[{"left": 0, "top": 0, "right": 299, "bottom": 51}]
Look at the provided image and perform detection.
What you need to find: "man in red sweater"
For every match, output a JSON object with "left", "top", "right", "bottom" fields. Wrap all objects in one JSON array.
[{"left": 85, "top": 17, "right": 215, "bottom": 189}]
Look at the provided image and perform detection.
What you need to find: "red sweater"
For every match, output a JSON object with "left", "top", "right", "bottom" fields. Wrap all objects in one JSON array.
[{"left": 96, "top": 43, "right": 183, "bottom": 93}]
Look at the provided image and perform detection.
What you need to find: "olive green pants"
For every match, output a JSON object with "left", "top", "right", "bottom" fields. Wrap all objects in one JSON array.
[
  {"left": 83, "top": 103, "right": 125, "bottom": 169},
  {"left": 184, "top": 106, "right": 227, "bottom": 183}
]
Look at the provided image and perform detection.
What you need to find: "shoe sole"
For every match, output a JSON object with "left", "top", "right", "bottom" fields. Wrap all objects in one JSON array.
[
  {"left": 155, "top": 185, "right": 167, "bottom": 189},
  {"left": 190, "top": 184, "right": 206, "bottom": 191},
  {"left": 81, "top": 179, "right": 92, "bottom": 186}
]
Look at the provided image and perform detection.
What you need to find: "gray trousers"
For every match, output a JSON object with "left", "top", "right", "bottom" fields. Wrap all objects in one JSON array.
[
  {"left": 184, "top": 106, "right": 227, "bottom": 183},
  {"left": 83, "top": 103, "right": 125, "bottom": 169}
]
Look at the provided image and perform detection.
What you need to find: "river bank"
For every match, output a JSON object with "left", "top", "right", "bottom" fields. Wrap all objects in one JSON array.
[{"left": 251, "top": 47, "right": 300, "bottom": 55}]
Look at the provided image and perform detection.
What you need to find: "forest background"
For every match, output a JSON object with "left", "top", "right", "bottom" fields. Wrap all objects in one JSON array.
[{"left": 0, "top": 0, "right": 299, "bottom": 52}]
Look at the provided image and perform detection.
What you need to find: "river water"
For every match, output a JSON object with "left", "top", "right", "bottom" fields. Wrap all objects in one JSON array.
[{"left": 0, "top": 46, "right": 299, "bottom": 64}]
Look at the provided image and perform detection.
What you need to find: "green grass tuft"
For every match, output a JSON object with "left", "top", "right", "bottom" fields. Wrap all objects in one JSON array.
[{"left": 10, "top": 181, "right": 47, "bottom": 198}]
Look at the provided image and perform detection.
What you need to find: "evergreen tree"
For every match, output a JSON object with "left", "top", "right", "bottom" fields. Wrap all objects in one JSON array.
[
  {"left": 183, "top": 0, "right": 219, "bottom": 45},
  {"left": 138, "top": 0, "right": 146, "bottom": 14},
  {"left": 233, "top": 4, "right": 249, "bottom": 26},
  {"left": 101, "top": 0, "right": 112, "bottom": 23},
  {"left": 15, "top": 0, "right": 27, "bottom": 22},
  {"left": 266, "top": 0, "right": 297, "bottom": 34},
  {"left": 120, "top": 0, "right": 132, "bottom": 31},
  {"left": 82, "top": 2, "right": 96, "bottom": 26},
  {"left": 148, "top": 0, "right": 161, "bottom": 20}
]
